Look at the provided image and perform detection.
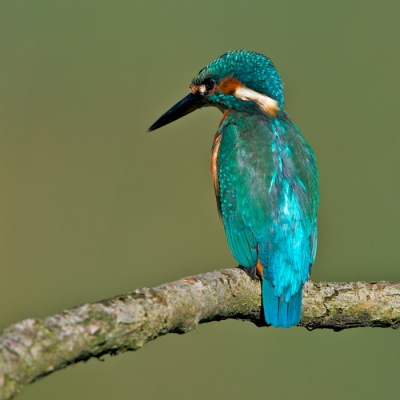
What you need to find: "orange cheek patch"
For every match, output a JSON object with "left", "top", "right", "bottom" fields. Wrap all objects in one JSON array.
[{"left": 218, "top": 77, "right": 242, "bottom": 95}]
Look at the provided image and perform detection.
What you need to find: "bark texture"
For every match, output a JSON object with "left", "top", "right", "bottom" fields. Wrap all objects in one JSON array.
[{"left": 1, "top": 268, "right": 399, "bottom": 399}]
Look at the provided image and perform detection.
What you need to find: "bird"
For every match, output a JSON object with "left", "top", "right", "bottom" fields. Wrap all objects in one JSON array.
[{"left": 147, "top": 50, "right": 319, "bottom": 328}]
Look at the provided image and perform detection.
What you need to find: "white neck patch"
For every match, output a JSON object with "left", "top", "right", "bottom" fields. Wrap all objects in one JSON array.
[{"left": 234, "top": 86, "right": 280, "bottom": 116}]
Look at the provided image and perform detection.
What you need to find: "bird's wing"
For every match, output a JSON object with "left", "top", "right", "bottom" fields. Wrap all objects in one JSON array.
[
  {"left": 310, "top": 220, "right": 318, "bottom": 267},
  {"left": 218, "top": 114, "right": 319, "bottom": 289},
  {"left": 217, "top": 121, "right": 260, "bottom": 268}
]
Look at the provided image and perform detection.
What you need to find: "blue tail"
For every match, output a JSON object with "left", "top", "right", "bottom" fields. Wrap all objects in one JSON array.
[{"left": 262, "top": 278, "right": 302, "bottom": 328}]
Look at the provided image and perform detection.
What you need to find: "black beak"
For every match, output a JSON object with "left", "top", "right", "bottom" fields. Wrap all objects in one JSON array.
[{"left": 147, "top": 93, "right": 205, "bottom": 132}]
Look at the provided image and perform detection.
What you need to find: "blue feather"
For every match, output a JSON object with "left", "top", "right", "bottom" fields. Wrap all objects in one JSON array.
[
  {"left": 218, "top": 115, "right": 317, "bottom": 328},
  {"left": 263, "top": 279, "right": 302, "bottom": 328}
]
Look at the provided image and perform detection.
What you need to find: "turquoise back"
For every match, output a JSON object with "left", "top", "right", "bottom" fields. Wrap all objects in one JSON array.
[{"left": 217, "top": 109, "right": 318, "bottom": 327}]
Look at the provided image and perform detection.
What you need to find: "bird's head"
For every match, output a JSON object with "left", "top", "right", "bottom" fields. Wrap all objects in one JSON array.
[{"left": 147, "top": 50, "right": 284, "bottom": 132}]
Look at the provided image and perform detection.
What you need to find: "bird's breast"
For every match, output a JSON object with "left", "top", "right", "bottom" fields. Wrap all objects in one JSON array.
[{"left": 211, "top": 109, "right": 230, "bottom": 215}]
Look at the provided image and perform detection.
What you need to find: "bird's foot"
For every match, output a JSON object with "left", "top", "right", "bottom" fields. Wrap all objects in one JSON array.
[{"left": 237, "top": 265, "right": 257, "bottom": 280}]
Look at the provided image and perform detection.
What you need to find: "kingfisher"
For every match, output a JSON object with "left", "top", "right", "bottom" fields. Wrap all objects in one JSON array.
[{"left": 148, "top": 50, "right": 319, "bottom": 328}]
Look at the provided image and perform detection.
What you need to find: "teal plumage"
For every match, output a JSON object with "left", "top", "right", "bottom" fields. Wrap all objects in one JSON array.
[
  {"left": 217, "top": 110, "right": 318, "bottom": 327},
  {"left": 148, "top": 50, "right": 319, "bottom": 328}
]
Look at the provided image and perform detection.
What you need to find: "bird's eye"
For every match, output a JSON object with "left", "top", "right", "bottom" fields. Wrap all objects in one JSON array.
[{"left": 203, "top": 77, "right": 216, "bottom": 91}]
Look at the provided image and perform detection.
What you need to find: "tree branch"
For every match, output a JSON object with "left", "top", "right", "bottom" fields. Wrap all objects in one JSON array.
[{"left": 1, "top": 268, "right": 399, "bottom": 399}]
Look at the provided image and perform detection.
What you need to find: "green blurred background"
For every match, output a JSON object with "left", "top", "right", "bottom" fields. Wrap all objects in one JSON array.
[{"left": 1, "top": 0, "right": 400, "bottom": 398}]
